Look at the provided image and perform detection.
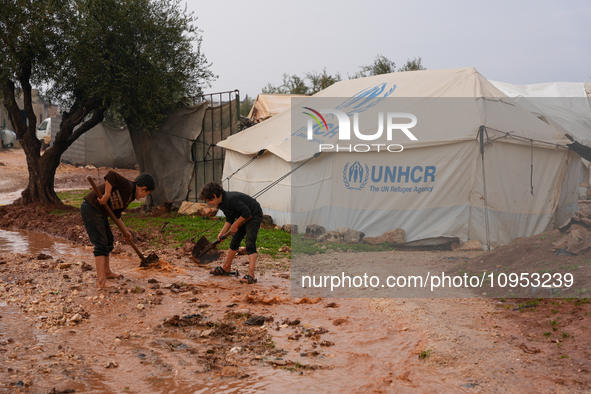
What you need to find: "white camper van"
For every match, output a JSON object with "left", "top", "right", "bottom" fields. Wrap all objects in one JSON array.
[
  {"left": 36, "top": 116, "right": 61, "bottom": 149},
  {"left": 36, "top": 118, "right": 52, "bottom": 147}
]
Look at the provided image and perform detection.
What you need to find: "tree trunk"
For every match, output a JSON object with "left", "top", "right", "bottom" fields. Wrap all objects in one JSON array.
[
  {"left": 2, "top": 76, "right": 104, "bottom": 206},
  {"left": 17, "top": 142, "right": 64, "bottom": 205}
]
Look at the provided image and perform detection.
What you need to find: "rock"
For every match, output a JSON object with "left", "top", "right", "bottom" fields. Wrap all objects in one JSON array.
[
  {"left": 457, "top": 240, "right": 483, "bottom": 251},
  {"left": 262, "top": 215, "right": 274, "bottom": 226},
  {"left": 342, "top": 230, "right": 365, "bottom": 243},
  {"left": 200, "top": 329, "right": 214, "bottom": 337},
  {"left": 136, "top": 304, "right": 145, "bottom": 310},
  {"left": 306, "top": 224, "right": 326, "bottom": 237},
  {"left": 244, "top": 316, "right": 266, "bottom": 326},
  {"left": 104, "top": 361, "right": 118, "bottom": 368},
  {"left": 278, "top": 245, "right": 291, "bottom": 252},
  {"left": 364, "top": 228, "right": 406, "bottom": 245},
  {"left": 37, "top": 253, "right": 52, "bottom": 260},
  {"left": 178, "top": 201, "right": 218, "bottom": 217},
  {"left": 69, "top": 314, "right": 82, "bottom": 323},
  {"left": 322, "top": 231, "right": 341, "bottom": 243},
  {"left": 58, "top": 262, "right": 72, "bottom": 270},
  {"left": 337, "top": 227, "right": 350, "bottom": 234},
  {"left": 282, "top": 224, "right": 298, "bottom": 234}
]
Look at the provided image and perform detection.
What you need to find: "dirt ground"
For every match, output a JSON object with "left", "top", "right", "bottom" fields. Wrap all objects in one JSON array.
[{"left": 1, "top": 147, "right": 590, "bottom": 393}]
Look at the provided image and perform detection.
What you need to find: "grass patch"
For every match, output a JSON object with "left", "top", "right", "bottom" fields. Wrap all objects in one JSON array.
[
  {"left": 56, "top": 189, "right": 88, "bottom": 207},
  {"left": 292, "top": 236, "right": 394, "bottom": 255}
]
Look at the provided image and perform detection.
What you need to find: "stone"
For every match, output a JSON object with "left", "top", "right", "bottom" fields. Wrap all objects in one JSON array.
[
  {"left": 200, "top": 329, "right": 213, "bottom": 337},
  {"left": 364, "top": 228, "right": 406, "bottom": 245},
  {"left": 281, "top": 224, "right": 298, "bottom": 234},
  {"left": 69, "top": 314, "right": 82, "bottom": 323},
  {"left": 337, "top": 227, "right": 350, "bottom": 234},
  {"left": 342, "top": 230, "right": 365, "bottom": 243},
  {"left": 306, "top": 224, "right": 326, "bottom": 237},
  {"left": 457, "top": 240, "right": 483, "bottom": 251},
  {"left": 262, "top": 215, "right": 274, "bottom": 226},
  {"left": 178, "top": 202, "right": 218, "bottom": 217},
  {"left": 322, "top": 231, "right": 341, "bottom": 243}
]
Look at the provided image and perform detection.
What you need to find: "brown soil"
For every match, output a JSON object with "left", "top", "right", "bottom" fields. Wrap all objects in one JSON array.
[{"left": 1, "top": 147, "right": 590, "bottom": 393}]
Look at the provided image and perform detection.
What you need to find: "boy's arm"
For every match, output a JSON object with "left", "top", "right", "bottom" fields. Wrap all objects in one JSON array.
[
  {"left": 116, "top": 217, "right": 132, "bottom": 241},
  {"left": 218, "top": 221, "right": 232, "bottom": 241},
  {"left": 98, "top": 180, "right": 113, "bottom": 206},
  {"left": 230, "top": 216, "right": 248, "bottom": 234}
]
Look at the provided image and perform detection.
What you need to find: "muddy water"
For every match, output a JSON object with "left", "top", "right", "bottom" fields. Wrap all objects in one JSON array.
[{"left": 0, "top": 229, "right": 472, "bottom": 393}]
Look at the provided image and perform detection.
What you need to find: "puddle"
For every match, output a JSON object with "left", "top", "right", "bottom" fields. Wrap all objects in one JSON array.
[
  {"left": 0, "top": 189, "right": 23, "bottom": 206},
  {"left": 0, "top": 228, "right": 89, "bottom": 257}
]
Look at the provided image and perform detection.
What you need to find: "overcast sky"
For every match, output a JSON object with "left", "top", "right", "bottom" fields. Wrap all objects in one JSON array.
[{"left": 185, "top": 0, "right": 590, "bottom": 99}]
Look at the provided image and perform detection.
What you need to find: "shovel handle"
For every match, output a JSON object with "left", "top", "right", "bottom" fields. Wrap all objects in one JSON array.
[
  {"left": 219, "top": 216, "right": 252, "bottom": 242},
  {"left": 86, "top": 176, "right": 146, "bottom": 261}
]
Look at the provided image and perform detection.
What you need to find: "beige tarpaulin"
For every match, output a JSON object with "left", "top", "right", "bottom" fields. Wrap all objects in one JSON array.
[
  {"left": 131, "top": 103, "right": 208, "bottom": 207},
  {"left": 58, "top": 123, "right": 137, "bottom": 169}
]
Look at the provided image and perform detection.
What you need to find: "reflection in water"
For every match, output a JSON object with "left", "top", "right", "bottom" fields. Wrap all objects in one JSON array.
[
  {"left": 0, "top": 189, "right": 23, "bottom": 206},
  {"left": 0, "top": 228, "right": 90, "bottom": 257}
]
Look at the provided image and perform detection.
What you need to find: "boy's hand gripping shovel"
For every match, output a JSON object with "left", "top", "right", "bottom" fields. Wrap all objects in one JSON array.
[{"left": 192, "top": 216, "right": 251, "bottom": 264}]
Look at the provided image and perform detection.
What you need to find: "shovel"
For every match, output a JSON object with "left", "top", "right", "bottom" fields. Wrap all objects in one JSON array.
[
  {"left": 192, "top": 216, "right": 251, "bottom": 264},
  {"left": 87, "top": 176, "right": 160, "bottom": 267}
]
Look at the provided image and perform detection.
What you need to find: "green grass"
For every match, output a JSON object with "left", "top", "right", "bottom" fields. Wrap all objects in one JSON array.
[
  {"left": 57, "top": 189, "right": 88, "bottom": 207},
  {"left": 291, "top": 236, "right": 394, "bottom": 255}
]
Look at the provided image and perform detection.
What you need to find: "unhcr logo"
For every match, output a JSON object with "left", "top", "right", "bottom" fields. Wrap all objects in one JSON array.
[{"left": 343, "top": 161, "right": 369, "bottom": 190}]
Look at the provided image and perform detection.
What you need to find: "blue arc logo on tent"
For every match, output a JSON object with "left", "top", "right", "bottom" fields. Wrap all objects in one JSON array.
[{"left": 343, "top": 161, "right": 369, "bottom": 190}]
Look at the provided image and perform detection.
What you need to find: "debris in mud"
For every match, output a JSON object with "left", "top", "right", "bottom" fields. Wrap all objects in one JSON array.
[
  {"left": 305, "top": 327, "right": 328, "bottom": 339},
  {"left": 104, "top": 361, "right": 118, "bottom": 368},
  {"left": 282, "top": 318, "right": 300, "bottom": 326},
  {"left": 242, "top": 292, "right": 285, "bottom": 305},
  {"left": 244, "top": 316, "right": 266, "bottom": 326},
  {"left": 48, "top": 388, "right": 76, "bottom": 394},
  {"left": 293, "top": 297, "right": 322, "bottom": 304},
  {"left": 319, "top": 340, "right": 334, "bottom": 347},
  {"left": 37, "top": 253, "right": 52, "bottom": 260},
  {"left": 163, "top": 314, "right": 202, "bottom": 327},
  {"left": 519, "top": 343, "right": 541, "bottom": 354},
  {"left": 332, "top": 318, "right": 348, "bottom": 326},
  {"left": 287, "top": 332, "right": 302, "bottom": 341},
  {"left": 325, "top": 302, "right": 339, "bottom": 308}
]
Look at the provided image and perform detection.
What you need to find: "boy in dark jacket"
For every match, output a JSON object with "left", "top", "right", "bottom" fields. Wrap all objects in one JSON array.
[
  {"left": 81, "top": 171, "right": 155, "bottom": 288},
  {"left": 199, "top": 182, "right": 263, "bottom": 284}
]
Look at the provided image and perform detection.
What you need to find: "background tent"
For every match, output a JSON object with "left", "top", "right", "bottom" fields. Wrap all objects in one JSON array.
[
  {"left": 491, "top": 81, "right": 591, "bottom": 199},
  {"left": 56, "top": 122, "right": 137, "bottom": 169},
  {"left": 217, "top": 68, "right": 580, "bottom": 247},
  {"left": 248, "top": 94, "right": 308, "bottom": 123}
]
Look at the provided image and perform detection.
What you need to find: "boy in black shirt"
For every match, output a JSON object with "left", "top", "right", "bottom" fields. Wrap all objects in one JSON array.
[
  {"left": 81, "top": 171, "right": 155, "bottom": 288},
  {"left": 199, "top": 182, "right": 263, "bottom": 284}
]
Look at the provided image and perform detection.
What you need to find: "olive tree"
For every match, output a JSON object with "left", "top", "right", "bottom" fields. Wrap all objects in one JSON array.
[{"left": 0, "top": 0, "right": 215, "bottom": 205}]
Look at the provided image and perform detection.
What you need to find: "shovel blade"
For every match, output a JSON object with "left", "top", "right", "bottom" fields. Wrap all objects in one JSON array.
[{"left": 192, "top": 236, "right": 220, "bottom": 264}]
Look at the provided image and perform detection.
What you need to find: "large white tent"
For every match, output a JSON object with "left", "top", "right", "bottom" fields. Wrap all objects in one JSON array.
[{"left": 218, "top": 68, "right": 580, "bottom": 246}]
